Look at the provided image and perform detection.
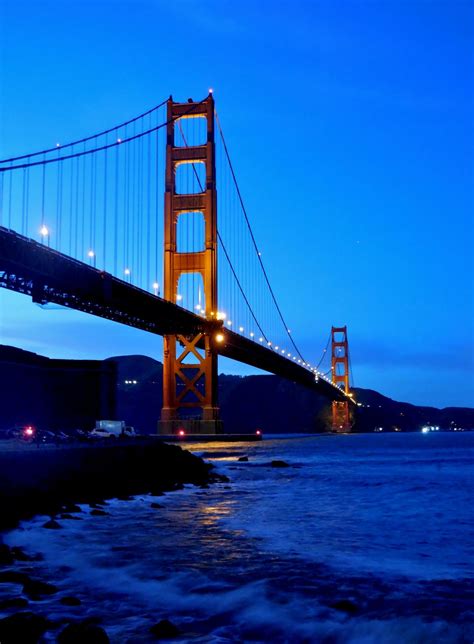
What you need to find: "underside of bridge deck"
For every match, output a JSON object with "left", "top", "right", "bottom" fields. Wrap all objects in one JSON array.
[{"left": 0, "top": 226, "right": 347, "bottom": 402}]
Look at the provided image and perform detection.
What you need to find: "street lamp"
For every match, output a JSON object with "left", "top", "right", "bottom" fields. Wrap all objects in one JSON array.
[
  {"left": 40, "top": 225, "right": 50, "bottom": 246},
  {"left": 87, "top": 250, "right": 96, "bottom": 267}
]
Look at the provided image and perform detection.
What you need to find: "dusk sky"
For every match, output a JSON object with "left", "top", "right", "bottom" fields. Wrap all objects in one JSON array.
[{"left": 0, "top": 0, "right": 472, "bottom": 408}]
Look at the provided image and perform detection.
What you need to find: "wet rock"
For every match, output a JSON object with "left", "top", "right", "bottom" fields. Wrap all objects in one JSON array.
[
  {"left": 0, "top": 611, "right": 49, "bottom": 643},
  {"left": 149, "top": 619, "right": 181, "bottom": 638},
  {"left": 62, "top": 504, "right": 82, "bottom": 513},
  {"left": 60, "top": 596, "right": 82, "bottom": 606},
  {"left": 23, "top": 579, "right": 58, "bottom": 598},
  {"left": 58, "top": 621, "right": 109, "bottom": 643},
  {"left": 331, "top": 599, "right": 358, "bottom": 614},
  {"left": 0, "top": 570, "right": 31, "bottom": 584},
  {"left": 0, "top": 544, "right": 14, "bottom": 564},
  {"left": 150, "top": 503, "right": 163, "bottom": 509},
  {"left": 213, "top": 473, "right": 230, "bottom": 483},
  {"left": 238, "top": 456, "right": 249, "bottom": 462},
  {"left": 90, "top": 509, "right": 109, "bottom": 517},
  {"left": 270, "top": 460, "right": 290, "bottom": 468},
  {"left": 43, "top": 519, "right": 62, "bottom": 529},
  {"left": 0, "top": 597, "right": 29, "bottom": 609},
  {"left": 10, "top": 546, "right": 39, "bottom": 562}
]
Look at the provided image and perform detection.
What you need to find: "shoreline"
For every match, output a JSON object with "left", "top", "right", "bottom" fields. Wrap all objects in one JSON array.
[
  {"left": 0, "top": 440, "right": 226, "bottom": 641},
  {"left": 0, "top": 439, "right": 223, "bottom": 531}
]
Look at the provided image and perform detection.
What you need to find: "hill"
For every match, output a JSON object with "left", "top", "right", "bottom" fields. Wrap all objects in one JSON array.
[{"left": 107, "top": 354, "right": 474, "bottom": 434}]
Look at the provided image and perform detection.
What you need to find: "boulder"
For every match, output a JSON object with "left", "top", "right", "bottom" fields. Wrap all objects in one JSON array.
[
  {"left": 0, "top": 597, "right": 29, "bottom": 609},
  {"left": 238, "top": 456, "right": 249, "bottom": 462},
  {"left": 23, "top": 579, "right": 58, "bottom": 598},
  {"left": 150, "top": 503, "right": 163, "bottom": 509},
  {"left": 149, "top": 619, "right": 181, "bottom": 638},
  {"left": 0, "top": 570, "right": 30, "bottom": 584},
  {"left": 43, "top": 519, "right": 61, "bottom": 529},
  {"left": 270, "top": 460, "right": 290, "bottom": 468},
  {"left": 331, "top": 599, "right": 358, "bottom": 614},
  {"left": 0, "top": 611, "right": 49, "bottom": 643},
  {"left": 60, "top": 596, "right": 82, "bottom": 606},
  {"left": 58, "top": 621, "right": 109, "bottom": 643}
]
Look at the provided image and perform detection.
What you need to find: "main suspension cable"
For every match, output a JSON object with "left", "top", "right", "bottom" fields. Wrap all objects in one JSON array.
[{"left": 0, "top": 98, "right": 169, "bottom": 164}]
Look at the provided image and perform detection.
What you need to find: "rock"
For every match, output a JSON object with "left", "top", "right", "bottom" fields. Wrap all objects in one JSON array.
[
  {"left": 270, "top": 460, "right": 290, "bottom": 468},
  {"left": 23, "top": 579, "right": 58, "bottom": 598},
  {"left": 116, "top": 495, "right": 132, "bottom": 501},
  {"left": 90, "top": 509, "right": 109, "bottom": 516},
  {"left": 10, "top": 547, "right": 38, "bottom": 562},
  {"left": 213, "top": 473, "right": 230, "bottom": 482},
  {"left": 60, "top": 596, "right": 82, "bottom": 606},
  {"left": 0, "top": 570, "right": 31, "bottom": 584},
  {"left": 238, "top": 456, "right": 249, "bottom": 462},
  {"left": 149, "top": 619, "right": 181, "bottom": 638},
  {"left": 43, "top": 519, "right": 62, "bottom": 529},
  {"left": 58, "top": 621, "right": 109, "bottom": 643},
  {"left": 0, "top": 611, "right": 49, "bottom": 643},
  {"left": 62, "top": 504, "right": 82, "bottom": 513},
  {"left": 0, "top": 544, "right": 14, "bottom": 564},
  {"left": 60, "top": 514, "right": 82, "bottom": 520},
  {"left": 0, "top": 597, "right": 29, "bottom": 609},
  {"left": 150, "top": 503, "right": 163, "bottom": 509},
  {"left": 89, "top": 502, "right": 104, "bottom": 509},
  {"left": 331, "top": 599, "right": 358, "bottom": 614}
]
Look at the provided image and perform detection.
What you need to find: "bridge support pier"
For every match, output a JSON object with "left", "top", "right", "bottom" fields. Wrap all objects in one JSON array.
[
  {"left": 158, "top": 94, "right": 223, "bottom": 436},
  {"left": 331, "top": 326, "right": 352, "bottom": 432}
]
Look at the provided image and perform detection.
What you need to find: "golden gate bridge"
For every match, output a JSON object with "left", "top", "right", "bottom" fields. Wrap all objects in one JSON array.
[{"left": 0, "top": 92, "right": 355, "bottom": 434}]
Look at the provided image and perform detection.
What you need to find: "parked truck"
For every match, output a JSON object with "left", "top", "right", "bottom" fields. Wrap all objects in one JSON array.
[{"left": 90, "top": 420, "right": 136, "bottom": 439}]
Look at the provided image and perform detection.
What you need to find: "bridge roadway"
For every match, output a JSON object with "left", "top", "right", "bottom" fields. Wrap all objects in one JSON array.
[{"left": 0, "top": 226, "right": 348, "bottom": 402}]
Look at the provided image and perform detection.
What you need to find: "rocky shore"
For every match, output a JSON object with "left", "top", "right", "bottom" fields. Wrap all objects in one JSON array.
[
  {"left": 0, "top": 438, "right": 219, "bottom": 530},
  {"left": 0, "top": 440, "right": 225, "bottom": 642}
]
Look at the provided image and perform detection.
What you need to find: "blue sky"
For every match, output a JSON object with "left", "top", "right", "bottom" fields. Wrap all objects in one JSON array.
[{"left": 0, "top": 0, "right": 473, "bottom": 407}]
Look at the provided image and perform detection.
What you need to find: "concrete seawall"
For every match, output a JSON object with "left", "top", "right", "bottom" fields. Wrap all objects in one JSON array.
[{"left": 0, "top": 439, "right": 213, "bottom": 529}]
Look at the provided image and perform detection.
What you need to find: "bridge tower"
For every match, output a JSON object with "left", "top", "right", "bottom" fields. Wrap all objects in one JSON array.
[
  {"left": 159, "top": 94, "right": 223, "bottom": 435},
  {"left": 331, "top": 325, "right": 352, "bottom": 432}
]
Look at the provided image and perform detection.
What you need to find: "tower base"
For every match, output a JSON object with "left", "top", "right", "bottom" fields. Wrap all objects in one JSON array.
[{"left": 158, "top": 418, "right": 224, "bottom": 436}]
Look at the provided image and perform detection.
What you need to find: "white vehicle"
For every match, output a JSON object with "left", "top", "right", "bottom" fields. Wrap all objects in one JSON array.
[{"left": 91, "top": 420, "right": 136, "bottom": 439}]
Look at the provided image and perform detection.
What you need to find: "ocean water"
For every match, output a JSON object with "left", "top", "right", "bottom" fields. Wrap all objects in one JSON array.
[{"left": 2, "top": 432, "right": 474, "bottom": 643}]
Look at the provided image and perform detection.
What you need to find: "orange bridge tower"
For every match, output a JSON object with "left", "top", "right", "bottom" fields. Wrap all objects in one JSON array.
[
  {"left": 331, "top": 325, "right": 352, "bottom": 432},
  {"left": 159, "top": 94, "right": 223, "bottom": 435}
]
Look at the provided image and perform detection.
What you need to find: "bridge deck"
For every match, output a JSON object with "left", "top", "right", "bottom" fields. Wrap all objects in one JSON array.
[{"left": 0, "top": 226, "right": 347, "bottom": 401}]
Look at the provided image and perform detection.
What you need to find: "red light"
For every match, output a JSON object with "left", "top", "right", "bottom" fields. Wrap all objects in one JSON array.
[
  {"left": 256, "top": 429, "right": 261, "bottom": 436},
  {"left": 24, "top": 426, "right": 34, "bottom": 437},
  {"left": 178, "top": 429, "right": 185, "bottom": 437}
]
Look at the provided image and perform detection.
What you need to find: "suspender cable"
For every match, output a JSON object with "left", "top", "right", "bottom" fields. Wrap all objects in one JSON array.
[{"left": 215, "top": 111, "right": 305, "bottom": 362}]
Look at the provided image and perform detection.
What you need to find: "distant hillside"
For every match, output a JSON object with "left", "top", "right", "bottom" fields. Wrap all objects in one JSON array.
[
  {"left": 106, "top": 355, "right": 474, "bottom": 434},
  {"left": 1, "top": 346, "right": 472, "bottom": 434}
]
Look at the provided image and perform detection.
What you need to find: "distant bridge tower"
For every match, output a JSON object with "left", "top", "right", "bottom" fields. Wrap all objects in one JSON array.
[
  {"left": 331, "top": 325, "right": 352, "bottom": 432},
  {"left": 159, "top": 94, "right": 223, "bottom": 435}
]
